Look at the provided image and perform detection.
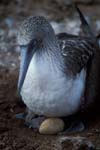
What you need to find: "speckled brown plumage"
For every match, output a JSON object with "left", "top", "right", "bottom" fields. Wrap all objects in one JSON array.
[{"left": 58, "top": 35, "right": 95, "bottom": 75}]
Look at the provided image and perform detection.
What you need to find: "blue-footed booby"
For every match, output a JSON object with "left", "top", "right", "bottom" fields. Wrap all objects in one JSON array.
[{"left": 17, "top": 7, "right": 100, "bottom": 131}]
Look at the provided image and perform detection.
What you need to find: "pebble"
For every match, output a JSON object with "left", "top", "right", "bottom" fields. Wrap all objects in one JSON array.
[{"left": 39, "top": 118, "right": 65, "bottom": 135}]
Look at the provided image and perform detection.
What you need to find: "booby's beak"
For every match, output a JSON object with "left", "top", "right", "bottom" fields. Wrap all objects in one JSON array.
[{"left": 17, "top": 46, "right": 34, "bottom": 95}]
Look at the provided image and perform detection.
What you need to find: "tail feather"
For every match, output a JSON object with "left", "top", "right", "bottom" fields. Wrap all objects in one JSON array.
[{"left": 75, "top": 5, "right": 95, "bottom": 37}]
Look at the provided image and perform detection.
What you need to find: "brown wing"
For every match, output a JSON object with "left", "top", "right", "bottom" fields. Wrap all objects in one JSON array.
[{"left": 58, "top": 36, "right": 95, "bottom": 75}]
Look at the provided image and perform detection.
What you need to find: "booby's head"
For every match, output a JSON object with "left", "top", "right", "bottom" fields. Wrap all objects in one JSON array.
[{"left": 17, "top": 16, "right": 57, "bottom": 94}]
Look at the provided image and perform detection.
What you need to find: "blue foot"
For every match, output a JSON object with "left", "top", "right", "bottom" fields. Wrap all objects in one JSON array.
[
  {"left": 59, "top": 117, "right": 85, "bottom": 135},
  {"left": 65, "top": 120, "right": 85, "bottom": 132},
  {"left": 25, "top": 116, "right": 46, "bottom": 129},
  {"left": 15, "top": 113, "right": 27, "bottom": 120},
  {"left": 15, "top": 112, "right": 45, "bottom": 130}
]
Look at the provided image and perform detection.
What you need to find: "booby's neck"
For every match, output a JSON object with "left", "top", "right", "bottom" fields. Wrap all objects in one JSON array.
[{"left": 34, "top": 33, "right": 64, "bottom": 72}]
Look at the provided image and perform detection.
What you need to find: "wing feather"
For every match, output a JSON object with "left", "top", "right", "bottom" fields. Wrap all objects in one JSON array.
[{"left": 58, "top": 35, "right": 95, "bottom": 75}]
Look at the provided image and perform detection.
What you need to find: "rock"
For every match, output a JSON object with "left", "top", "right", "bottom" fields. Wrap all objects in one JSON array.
[
  {"left": 39, "top": 118, "right": 65, "bottom": 135},
  {"left": 59, "top": 136, "right": 95, "bottom": 150}
]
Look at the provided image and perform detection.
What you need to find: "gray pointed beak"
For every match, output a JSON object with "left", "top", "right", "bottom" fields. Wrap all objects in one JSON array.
[{"left": 17, "top": 46, "right": 33, "bottom": 95}]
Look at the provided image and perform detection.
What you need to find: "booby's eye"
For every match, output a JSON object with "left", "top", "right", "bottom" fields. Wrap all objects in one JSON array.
[
  {"left": 28, "top": 39, "right": 38, "bottom": 50},
  {"left": 33, "top": 39, "right": 38, "bottom": 46},
  {"left": 28, "top": 38, "right": 42, "bottom": 50}
]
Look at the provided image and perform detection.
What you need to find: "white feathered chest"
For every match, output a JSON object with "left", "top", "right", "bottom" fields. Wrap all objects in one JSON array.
[{"left": 21, "top": 53, "right": 86, "bottom": 117}]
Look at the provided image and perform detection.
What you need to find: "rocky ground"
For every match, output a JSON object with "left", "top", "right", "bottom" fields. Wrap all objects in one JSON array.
[{"left": 0, "top": 0, "right": 100, "bottom": 149}]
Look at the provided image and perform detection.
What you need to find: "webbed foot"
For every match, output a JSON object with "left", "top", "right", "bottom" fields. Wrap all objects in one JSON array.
[
  {"left": 15, "top": 112, "right": 27, "bottom": 120},
  {"left": 25, "top": 116, "right": 46, "bottom": 130},
  {"left": 59, "top": 116, "right": 85, "bottom": 135},
  {"left": 15, "top": 109, "right": 45, "bottom": 130}
]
